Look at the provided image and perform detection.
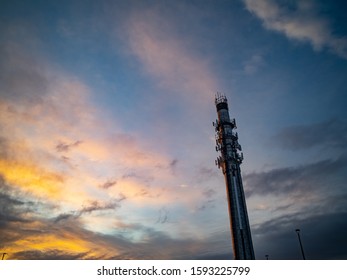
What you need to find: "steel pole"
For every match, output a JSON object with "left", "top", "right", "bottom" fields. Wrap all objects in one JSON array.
[{"left": 295, "top": 229, "right": 306, "bottom": 260}]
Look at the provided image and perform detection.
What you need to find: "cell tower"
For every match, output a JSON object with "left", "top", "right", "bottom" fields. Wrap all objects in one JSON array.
[{"left": 213, "top": 93, "right": 255, "bottom": 260}]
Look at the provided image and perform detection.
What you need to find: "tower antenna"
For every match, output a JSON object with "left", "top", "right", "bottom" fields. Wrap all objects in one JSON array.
[{"left": 213, "top": 93, "right": 255, "bottom": 260}]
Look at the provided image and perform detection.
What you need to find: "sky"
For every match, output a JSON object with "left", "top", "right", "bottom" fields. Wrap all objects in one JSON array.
[{"left": 0, "top": 0, "right": 347, "bottom": 260}]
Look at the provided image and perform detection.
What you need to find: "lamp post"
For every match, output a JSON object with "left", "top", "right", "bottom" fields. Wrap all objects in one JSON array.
[{"left": 295, "top": 229, "right": 306, "bottom": 260}]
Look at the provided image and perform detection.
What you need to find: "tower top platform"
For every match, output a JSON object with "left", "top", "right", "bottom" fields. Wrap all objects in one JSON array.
[{"left": 215, "top": 92, "right": 228, "bottom": 105}]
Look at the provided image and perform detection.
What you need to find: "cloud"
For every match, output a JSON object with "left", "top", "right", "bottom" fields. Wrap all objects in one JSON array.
[
  {"left": 55, "top": 140, "right": 83, "bottom": 153},
  {"left": 11, "top": 250, "right": 91, "bottom": 260},
  {"left": 0, "top": 28, "right": 214, "bottom": 260},
  {"left": 273, "top": 118, "right": 347, "bottom": 151},
  {"left": 125, "top": 6, "right": 218, "bottom": 104},
  {"left": 54, "top": 199, "right": 121, "bottom": 223},
  {"left": 202, "top": 188, "right": 216, "bottom": 199},
  {"left": 0, "top": 30, "right": 180, "bottom": 204},
  {"left": 0, "top": 187, "right": 232, "bottom": 260},
  {"left": 156, "top": 207, "right": 169, "bottom": 224},
  {"left": 99, "top": 179, "right": 117, "bottom": 189},
  {"left": 0, "top": 179, "right": 29, "bottom": 227},
  {"left": 0, "top": 158, "right": 65, "bottom": 200},
  {"left": 253, "top": 211, "right": 347, "bottom": 259},
  {"left": 196, "top": 199, "right": 215, "bottom": 212},
  {"left": 0, "top": 189, "right": 122, "bottom": 259},
  {"left": 243, "top": 54, "right": 265, "bottom": 74},
  {"left": 195, "top": 166, "right": 218, "bottom": 183},
  {"left": 244, "top": 155, "right": 347, "bottom": 198},
  {"left": 1, "top": 219, "right": 121, "bottom": 259},
  {"left": 0, "top": 24, "right": 207, "bottom": 254},
  {"left": 243, "top": 0, "right": 347, "bottom": 59}
]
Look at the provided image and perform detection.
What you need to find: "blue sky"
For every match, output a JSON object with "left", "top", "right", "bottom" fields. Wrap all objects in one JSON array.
[{"left": 1, "top": 0, "right": 347, "bottom": 259}]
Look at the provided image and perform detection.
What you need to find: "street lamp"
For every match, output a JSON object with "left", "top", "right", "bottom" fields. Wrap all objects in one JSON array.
[{"left": 295, "top": 229, "right": 306, "bottom": 260}]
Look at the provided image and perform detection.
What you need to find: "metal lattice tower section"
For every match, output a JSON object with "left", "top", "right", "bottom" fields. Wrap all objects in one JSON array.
[{"left": 213, "top": 93, "right": 255, "bottom": 260}]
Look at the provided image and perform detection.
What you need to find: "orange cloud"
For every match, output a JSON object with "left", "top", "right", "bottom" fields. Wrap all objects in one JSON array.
[
  {"left": 14, "top": 234, "right": 89, "bottom": 254},
  {"left": 2, "top": 221, "right": 120, "bottom": 259},
  {"left": 0, "top": 159, "right": 64, "bottom": 199}
]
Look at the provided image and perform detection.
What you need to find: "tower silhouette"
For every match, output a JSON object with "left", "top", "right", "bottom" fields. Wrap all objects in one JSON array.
[{"left": 213, "top": 93, "right": 255, "bottom": 260}]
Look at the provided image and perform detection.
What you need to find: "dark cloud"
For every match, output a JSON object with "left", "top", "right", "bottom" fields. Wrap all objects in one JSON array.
[
  {"left": 55, "top": 140, "right": 82, "bottom": 153},
  {"left": 0, "top": 189, "right": 28, "bottom": 227},
  {"left": 273, "top": 118, "right": 347, "bottom": 151},
  {"left": 121, "top": 172, "right": 154, "bottom": 186},
  {"left": 99, "top": 179, "right": 117, "bottom": 189},
  {"left": 253, "top": 211, "right": 347, "bottom": 259},
  {"left": 109, "top": 227, "right": 233, "bottom": 260},
  {"left": 121, "top": 172, "right": 137, "bottom": 179},
  {"left": 195, "top": 188, "right": 217, "bottom": 211},
  {"left": 244, "top": 155, "right": 347, "bottom": 197},
  {"left": 80, "top": 200, "right": 119, "bottom": 214},
  {"left": 11, "top": 250, "right": 90, "bottom": 260},
  {"left": 170, "top": 159, "right": 178, "bottom": 168},
  {"left": 292, "top": 193, "right": 347, "bottom": 219},
  {"left": 202, "top": 188, "right": 216, "bottom": 198},
  {"left": 54, "top": 200, "right": 121, "bottom": 223},
  {"left": 166, "top": 159, "right": 178, "bottom": 175},
  {"left": 53, "top": 213, "right": 77, "bottom": 223},
  {"left": 195, "top": 166, "right": 218, "bottom": 183},
  {"left": 0, "top": 190, "right": 43, "bottom": 248},
  {"left": 117, "top": 193, "right": 127, "bottom": 202},
  {"left": 196, "top": 199, "right": 215, "bottom": 211},
  {"left": 0, "top": 178, "right": 41, "bottom": 228},
  {"left": 156, "top": 207, "right": 169, "bottom": 224}
]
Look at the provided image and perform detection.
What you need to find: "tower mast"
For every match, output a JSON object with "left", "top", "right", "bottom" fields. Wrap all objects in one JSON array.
[{"left": 213, "top": 93, "right": 255, "bottom": 260}]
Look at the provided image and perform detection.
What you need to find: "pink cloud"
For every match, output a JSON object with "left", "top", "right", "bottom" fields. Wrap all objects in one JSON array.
[{"left": 126, "top": 8, "right": 219, "bottom": 104}]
